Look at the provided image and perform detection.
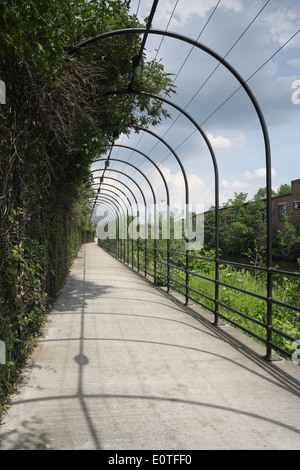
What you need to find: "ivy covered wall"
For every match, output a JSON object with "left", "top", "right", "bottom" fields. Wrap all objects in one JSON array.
[{"left": 0, "top": 0, "right": 172, "bottom": 411}]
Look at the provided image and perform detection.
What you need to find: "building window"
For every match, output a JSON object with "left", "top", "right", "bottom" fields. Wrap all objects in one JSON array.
[
  {"left": 278, "top": 204, "right": 286, "bottom": 221},
  {"left": 293, "top": 202, "right": 300, "bottom": 210}
]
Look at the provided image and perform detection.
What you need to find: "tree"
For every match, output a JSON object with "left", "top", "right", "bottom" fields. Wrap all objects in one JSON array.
[
  {"left": 276, "top": 184, "right": 291, "bottom": 196},
  {"left": 205, "top": 192, "right": 267, "bottom": 262},
  {"left": 254, "top": 187, "right": 276, "bottom": 200},
  {"left": 274, "top": 214, "right": 300, "bottom": 260}
]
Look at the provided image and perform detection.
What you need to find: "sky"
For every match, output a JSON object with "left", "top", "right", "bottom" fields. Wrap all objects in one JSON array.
[{"left": 91, "top": 0, "right": 300, "bottom": 218}]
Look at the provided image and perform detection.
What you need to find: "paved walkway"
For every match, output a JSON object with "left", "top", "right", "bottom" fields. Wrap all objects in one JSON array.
[{"left": 0, "top": 242, "right": 299, "bottom": 450}]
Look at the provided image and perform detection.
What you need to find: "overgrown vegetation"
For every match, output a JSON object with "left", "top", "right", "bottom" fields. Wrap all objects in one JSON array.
[
  {"left": 0, "top": 0, "right": 173, "bottom": 413},
  {"left": 204, "top": 187, "right": 300, "bottom": 262},
  {"left": 104, "top": 204, "right": 300, "bottom": 359}
]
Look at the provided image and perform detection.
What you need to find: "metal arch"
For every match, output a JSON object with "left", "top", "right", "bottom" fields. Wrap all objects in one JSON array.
[
  {"left": 95, "top": 187, "right": 130, "bottom": 240},
  {"left": 95, "top": 199, "right": 117, "bottom": 221},
  {"left": 92, "top": 158, "right": 159, "bottom": 278},
  {"left": 132, "top": 125, "right": 189, "bottom": 206},
  {"left": 90, "top": 168, "right": 146, "bottom": 211},
  {"left": 93, "top": 185, "right": 134, "bottom": 266},
  {"left": 92, "top": 158, "right": 157, "bottom": 207},
  {"left": 90, "top": 167, "right": 151, "bottom": 275},
  {"left": 97, "top": 191, "right": 146, "bottom": 274},
  {"left": 102, "top": 143, "right": 173, "bottom": 290},
  {"left": 107, "top": 144, "right": 170, "bottom": 207},
  {"left": 96, "top": 194, "right": 122, "bottom": 218},
  {"left": 109, "top": 143, "right": 172, "bottom": 243},
  {"left": 90, "top": 176, "right": 139, "bottom": 207},
  {"left": 93, "top": 183, "right": 133, "bottom": 211},
  {"left": 106, "top": 90, "right": 219, "bottom": 218},
  {"left": 73, "top": 27, "right": 275, "bottom": 359},
  {"left": 90, "top": 176, "right": 139, "bottom": 266},
  {"left": 96, "top": 190, "right": 128, "bottom": 219},
  {"left": 95, "top": 196, "right": 122, "bottom": 254},
  {"left": 91, "top": 158, "right": 158, "bottom": 243},
  {"left": 112, "top": 125, "right": 191, "bottom": 293},
  {"left": 74, "top": 27, "right": 271, "bottom": 264},
  {"left": 95, "top": 194, "right": 123, "bottom": 245},
  {"left": 74, "top": 29, "right": 222, "bottom": 312},
  {"left": 95, "top": 144, "right": 171, "bottom": 238},
  {"left": 106, "top": 89, "right": 219, "bottom": 307},
  {"left": 92, "top": 185, "right": 129, "bottom": 212},
  {"left": 74, "top": 28, "right": 271, "bottom": 171},
  {"left": 97, "top": 184, "right": 133, "bottom": 256},
  {"left": 95, "top": 197, "right": 119, "bottom": 235}
]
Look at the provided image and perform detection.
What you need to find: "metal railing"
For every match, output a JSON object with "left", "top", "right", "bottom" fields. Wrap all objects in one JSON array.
[{"left": 98, "top": 235, "right": 300, "bottom": 363}]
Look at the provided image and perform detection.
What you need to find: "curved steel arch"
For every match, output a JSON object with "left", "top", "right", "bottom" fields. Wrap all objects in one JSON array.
[
  {"left": 74, "top": 28, "right": 271, "bottom": 170},
  {"left": 91, "top": 175, "right": 140, "bottom": 266},
  {"left": 74, "top": 26, "right": 271, "bottom": 264},
  {"left": 93, "top": 182, "right": 133, "bottom": 211},
  {"left": 96, "top": 190, "right": 128, "bottom": 218},
  {"left": 91, "top": 176, "right": 139, "bottom": 207},
  {"left": 92, "top": 157, "right": 157, "bottom": 207},
  {"left": 94, "top": 203, "right": 116, "bottom": 229},
  {"left": 92, "top": 158, "right": 158, "bottom": 248},
  {"left": 102, "top": 144, "right": 174, "bottom": 289},
  {"left": 95, "top": 199, "right": 118, "bottom": 221},
  {"left": 97, "top": 184, "right": 133, "bottom": 256},
  {"left": 90, "top": 168, "right": 146, "bottom": 211},
  {"left": 95, "top": 193, "right": 123, "bottom": 245},
  {"left": 92, "top": 182, "right": 136, "bottom": 266},
  {"left": 95, "top": 197, "right": 120, "bottom": 236},
  {"left": 93, "top": 157, "right": 160, "bottom": 278},
  {"left": 107, "top": 90, "right": 218, "bottom": 220},
  {"left": 95, "top": 196, "right": 123, "bottom": 255},
  {"left": 77, "top": 32, "right": 222, "bottom": 310},
  {"left": 95, "top": 187, "right": 130, "bottom": 244},
  {"left": 107, "top": 144, "right": 170, "bottom": 207},
  {"left": 96, "top": 194, "right": 122, "bottom": 218},
  {"left": 74, "top": 27, "right": 275, "bottom": 359},
  {"left": 91, "top": 167, "right": 155, "bottom": 277},
  {"left": 132, "top": 125, "right": 189, "bottom": 207},
  {"left": 105, "top": 89, "right": 219, "bottom": 307}
]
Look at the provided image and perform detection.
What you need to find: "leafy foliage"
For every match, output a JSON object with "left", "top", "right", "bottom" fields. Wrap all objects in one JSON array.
[
  {"left": 0, "top": 0, "right": 173, "bottom": 413},
  {"left": 204, "top": 190, "right": 300, "bottom": 262}
]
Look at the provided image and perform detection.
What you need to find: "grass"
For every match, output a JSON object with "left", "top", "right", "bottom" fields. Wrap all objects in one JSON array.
[{"left": 168, "top": 255, "right": 300, "bottom": 358}]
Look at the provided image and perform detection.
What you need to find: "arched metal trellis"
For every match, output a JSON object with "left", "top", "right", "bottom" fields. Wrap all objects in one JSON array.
[
  {"left": 90, "top": 175, "right": 138, "bottom": 266},
  {"left": 73, "top": 26, "right": 300, "bottom": 362},
  {"left": 92, "top": 158, "right": 160, "bottom": 280}
]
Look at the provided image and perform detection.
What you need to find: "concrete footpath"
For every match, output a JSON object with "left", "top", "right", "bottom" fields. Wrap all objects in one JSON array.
[{"left": 0, "top": 242, "right": 299, "bottom": 450}]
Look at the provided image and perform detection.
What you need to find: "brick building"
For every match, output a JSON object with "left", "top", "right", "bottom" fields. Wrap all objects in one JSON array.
[
  {"left": 199, "top": 178, "right": 300, "bottom": 231},
  {"left": 272, "top": 179, "right": 300, "bottom": 230}
]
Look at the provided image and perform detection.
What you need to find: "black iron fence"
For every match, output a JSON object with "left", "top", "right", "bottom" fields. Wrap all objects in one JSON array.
[{"left": 98, "top": 235, "right": 300, "bottom": 363}]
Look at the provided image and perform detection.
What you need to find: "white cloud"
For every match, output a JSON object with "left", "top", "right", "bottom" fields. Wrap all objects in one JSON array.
[
  {"left": 144, "top": 0, "right": 244, "bottom": 29},
  {"left": 207, "top": 132, "right": 245, "bottom": 151},
  {"left": 221, "top": 179, "right": 249, "bottom": 189},
  {"left": 156, "top": 164, "right": 215, "bottom": 209},
  {"left": 263, "top": 5, "right": 300, "bottom": 48},
  {"left": 207, "top": 132, "right": 231, "bottom": 150},
  {"left": 288, "top": 58, "right": 300, "bottom": 70},
  {"left": 244, "top": 168, "right": 277, "bottom": 179}
]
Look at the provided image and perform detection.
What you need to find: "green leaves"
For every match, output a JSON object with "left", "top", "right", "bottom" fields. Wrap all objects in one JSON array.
[{"left": 0, "top": 0, "right": 174, "bottom": 414}]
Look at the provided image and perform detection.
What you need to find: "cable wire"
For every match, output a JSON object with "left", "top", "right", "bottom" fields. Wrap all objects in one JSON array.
[
  {"left": 141, "top": 0, "right": 292, "bottom": 180},
  {"left": 131, "top": 0, "right": 222, "bottom": 179}
]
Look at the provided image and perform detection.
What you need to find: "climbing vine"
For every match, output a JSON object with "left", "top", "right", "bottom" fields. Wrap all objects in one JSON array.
[{"left": 0, "top": 0, "right": 173, "bottom": 414}]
